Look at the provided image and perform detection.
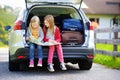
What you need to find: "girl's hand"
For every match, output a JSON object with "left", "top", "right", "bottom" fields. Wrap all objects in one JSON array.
[
  {"left": 49, "top": 39, "right": 58, "bottom": 44},
  {"left": 49, "top": 39, "right": 53, "bottom": 42},
  {"left": 52, "top": 41, "right": 58, "bottom": 44},
  {"left": 26, "top": 37, "right": 30, "bottom": 41}
]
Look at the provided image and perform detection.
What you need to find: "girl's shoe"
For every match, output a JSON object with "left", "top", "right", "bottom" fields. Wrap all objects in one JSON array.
[
  {"left": 37, "top": 60, "right": 42, "bottom": 67},
  {"left": 60, "top": 62, "right": 67, "bottom": 70},
  {"left": 47, "top": 64, "right": 55, "bottom": 72},
  {"left": 29, "top": 60, "right": 34, "bottom": 67}
]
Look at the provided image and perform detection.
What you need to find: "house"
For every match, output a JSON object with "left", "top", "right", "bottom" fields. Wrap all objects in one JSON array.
[{"left": 82, "top": 0, "right": 120, "bottom": 39}]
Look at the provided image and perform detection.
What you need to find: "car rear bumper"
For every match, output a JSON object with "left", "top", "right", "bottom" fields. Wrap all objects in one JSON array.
[{"left": 10, "top": 46, "right": 94, "bottom": 63}]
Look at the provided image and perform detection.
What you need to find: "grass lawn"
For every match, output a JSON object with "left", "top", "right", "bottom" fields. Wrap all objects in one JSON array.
[
  {"left": 94, "top": 54, "right": 120, "bottom": 69},
  {"left": 96, "top": 44, "right": 120, "bottom": 52},
  {"left": 94, "top": 43, "right": 120, "bottom": 69}
]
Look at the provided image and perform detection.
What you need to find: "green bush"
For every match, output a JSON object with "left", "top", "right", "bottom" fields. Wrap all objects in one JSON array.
[{"left": 0, "top": 9, "right": 17, "bottom": 47}]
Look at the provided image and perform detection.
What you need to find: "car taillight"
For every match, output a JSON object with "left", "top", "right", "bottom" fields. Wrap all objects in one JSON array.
[
  {"left": 87, "top": 54, "right": 94, "bottom": 59},
  {"left": 17, "top": 55, "right": 25, "bottom": 59},
  {"left": 14, "top": 20, "right": 22, "bottom": 30},
  {"left": 90, "top": 25, "right": 94, "bottom": 30}
]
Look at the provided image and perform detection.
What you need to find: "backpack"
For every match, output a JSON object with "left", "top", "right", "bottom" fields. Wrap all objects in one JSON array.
[{"left": 63, "top": 19, "right": 83, "bottom": 31}]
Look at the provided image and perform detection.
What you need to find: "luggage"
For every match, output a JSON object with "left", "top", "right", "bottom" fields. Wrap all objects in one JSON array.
[
  {"left": 61, "top": 31, "right": 83, "bottom": 45},
  {"left": 63, "top": 19, "right": 83, "bottom": 31}
]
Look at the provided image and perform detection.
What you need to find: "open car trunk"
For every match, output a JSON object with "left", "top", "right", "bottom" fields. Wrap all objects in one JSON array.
[{"left": 26, "top": 6, "right": 85, "bottom": 46}]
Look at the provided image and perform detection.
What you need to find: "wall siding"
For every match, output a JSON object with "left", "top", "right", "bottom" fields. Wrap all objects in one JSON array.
[{"left": 87, "top": 14, "right": 120, "bottom": 39}]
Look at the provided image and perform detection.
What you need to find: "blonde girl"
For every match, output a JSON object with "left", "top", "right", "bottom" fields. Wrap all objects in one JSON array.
[{"left": 26, "top": 16, "right": 44, "bottom": 67}]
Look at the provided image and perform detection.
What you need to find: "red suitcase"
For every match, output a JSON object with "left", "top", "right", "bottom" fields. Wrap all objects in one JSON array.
[{"left": 61, "top": 31, "right": 83, "bottom": 45}]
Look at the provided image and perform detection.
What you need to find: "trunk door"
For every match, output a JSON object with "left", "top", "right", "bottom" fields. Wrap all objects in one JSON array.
[{"left": 25, "top": 0, "right": 83, "bottom": 9}]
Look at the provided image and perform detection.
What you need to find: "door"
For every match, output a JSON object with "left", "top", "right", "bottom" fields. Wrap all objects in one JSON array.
[{"left": 25, "top": 0, "right": 83, "bottom": 9}]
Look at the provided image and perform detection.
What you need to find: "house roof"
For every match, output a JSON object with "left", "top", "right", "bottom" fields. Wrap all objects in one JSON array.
[{"left": 83, "top": 0, "right": 120, "bottom": 14}]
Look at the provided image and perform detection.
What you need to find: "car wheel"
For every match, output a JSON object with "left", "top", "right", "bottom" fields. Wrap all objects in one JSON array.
[
  {"left": 9, "top": 52, "right": 20, "bottom": 71},
  {"left": 78, "top": 60, "right": 92, "bottom": 70},
  {"left": 9, "top": 60, "right": 20, "bottom": 71}
]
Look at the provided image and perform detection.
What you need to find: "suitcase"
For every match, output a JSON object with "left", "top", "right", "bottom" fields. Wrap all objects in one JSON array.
[
  {"left": 63, "top": 19, "right": 83, "bottom": 31},
  {"left": 61, "top": 31, "right": 83, "bottom": 45}
]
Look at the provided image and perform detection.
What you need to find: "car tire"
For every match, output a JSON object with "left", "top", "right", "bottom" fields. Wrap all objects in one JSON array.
[
  {"left": 78, "top": 60, "right": 92, "bottom": 70},
  {"left": 9, "top": 61, "right": 20, "bottom": 71},
  {"left": 9, "top": 52, "right": 20, "bottom": 71}
]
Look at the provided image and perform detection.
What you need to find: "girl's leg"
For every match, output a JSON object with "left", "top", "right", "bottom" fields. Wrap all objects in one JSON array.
[
  {"left": 37, "top": 45, "right": 43, "bottom": 59},
  {"left": 29, "top": 43, "right": 35, "bottom": 67},
  {"left": 56, "top": 44, "right": 67, "bottom": 70},
  {"left": 30, "top": 43, "right": 35, "bottom": 60},
  {"left": 47, "top": 45, "right": 55, "bottom": 64},
  {"left": 37, "top": 45, "right": 43, "bottom": 67},
  {"left": 47, "top": 46, "right": 55, "bottom": 72},
  {"left": 56, "top": 44, "right": 64, "bottom": 62}
]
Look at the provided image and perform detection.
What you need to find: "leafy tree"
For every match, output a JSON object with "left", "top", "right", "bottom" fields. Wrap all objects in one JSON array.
[{"left": 0, "top": 9, "right": 18, "bottom": 47}]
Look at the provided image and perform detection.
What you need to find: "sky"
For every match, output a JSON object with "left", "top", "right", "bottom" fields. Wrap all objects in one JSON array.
[{"left": 0, "top": 0, "right": 25, "bottom": 9}]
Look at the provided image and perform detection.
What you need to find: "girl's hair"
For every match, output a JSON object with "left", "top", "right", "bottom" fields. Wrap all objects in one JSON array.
[
  {"left": 44, "top": 15, "right": 55, "bottom": 34},
  {"left": 29, "top": 16, "right": 40, "bottom": 30}
]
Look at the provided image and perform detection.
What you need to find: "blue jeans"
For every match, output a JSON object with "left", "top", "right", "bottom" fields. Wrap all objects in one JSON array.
[{"left": 29, "top": 43, "right": 43, "bottom": 60}]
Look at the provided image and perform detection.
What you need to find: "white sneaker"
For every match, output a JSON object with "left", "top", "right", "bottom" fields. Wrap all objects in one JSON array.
[
  {"left": 60, "top": 62, "right": 67, "bottom": 70},
  {"left": 47, "top": 64, "right": 55, "bottom": 72}
]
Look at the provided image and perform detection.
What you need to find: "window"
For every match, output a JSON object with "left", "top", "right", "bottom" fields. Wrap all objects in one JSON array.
[
  {"left": 89, "top": 18, "right": 99, "bottom": 24},
  {"left": 89, "top": 18, "right": 99, "bottom": 28}
]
